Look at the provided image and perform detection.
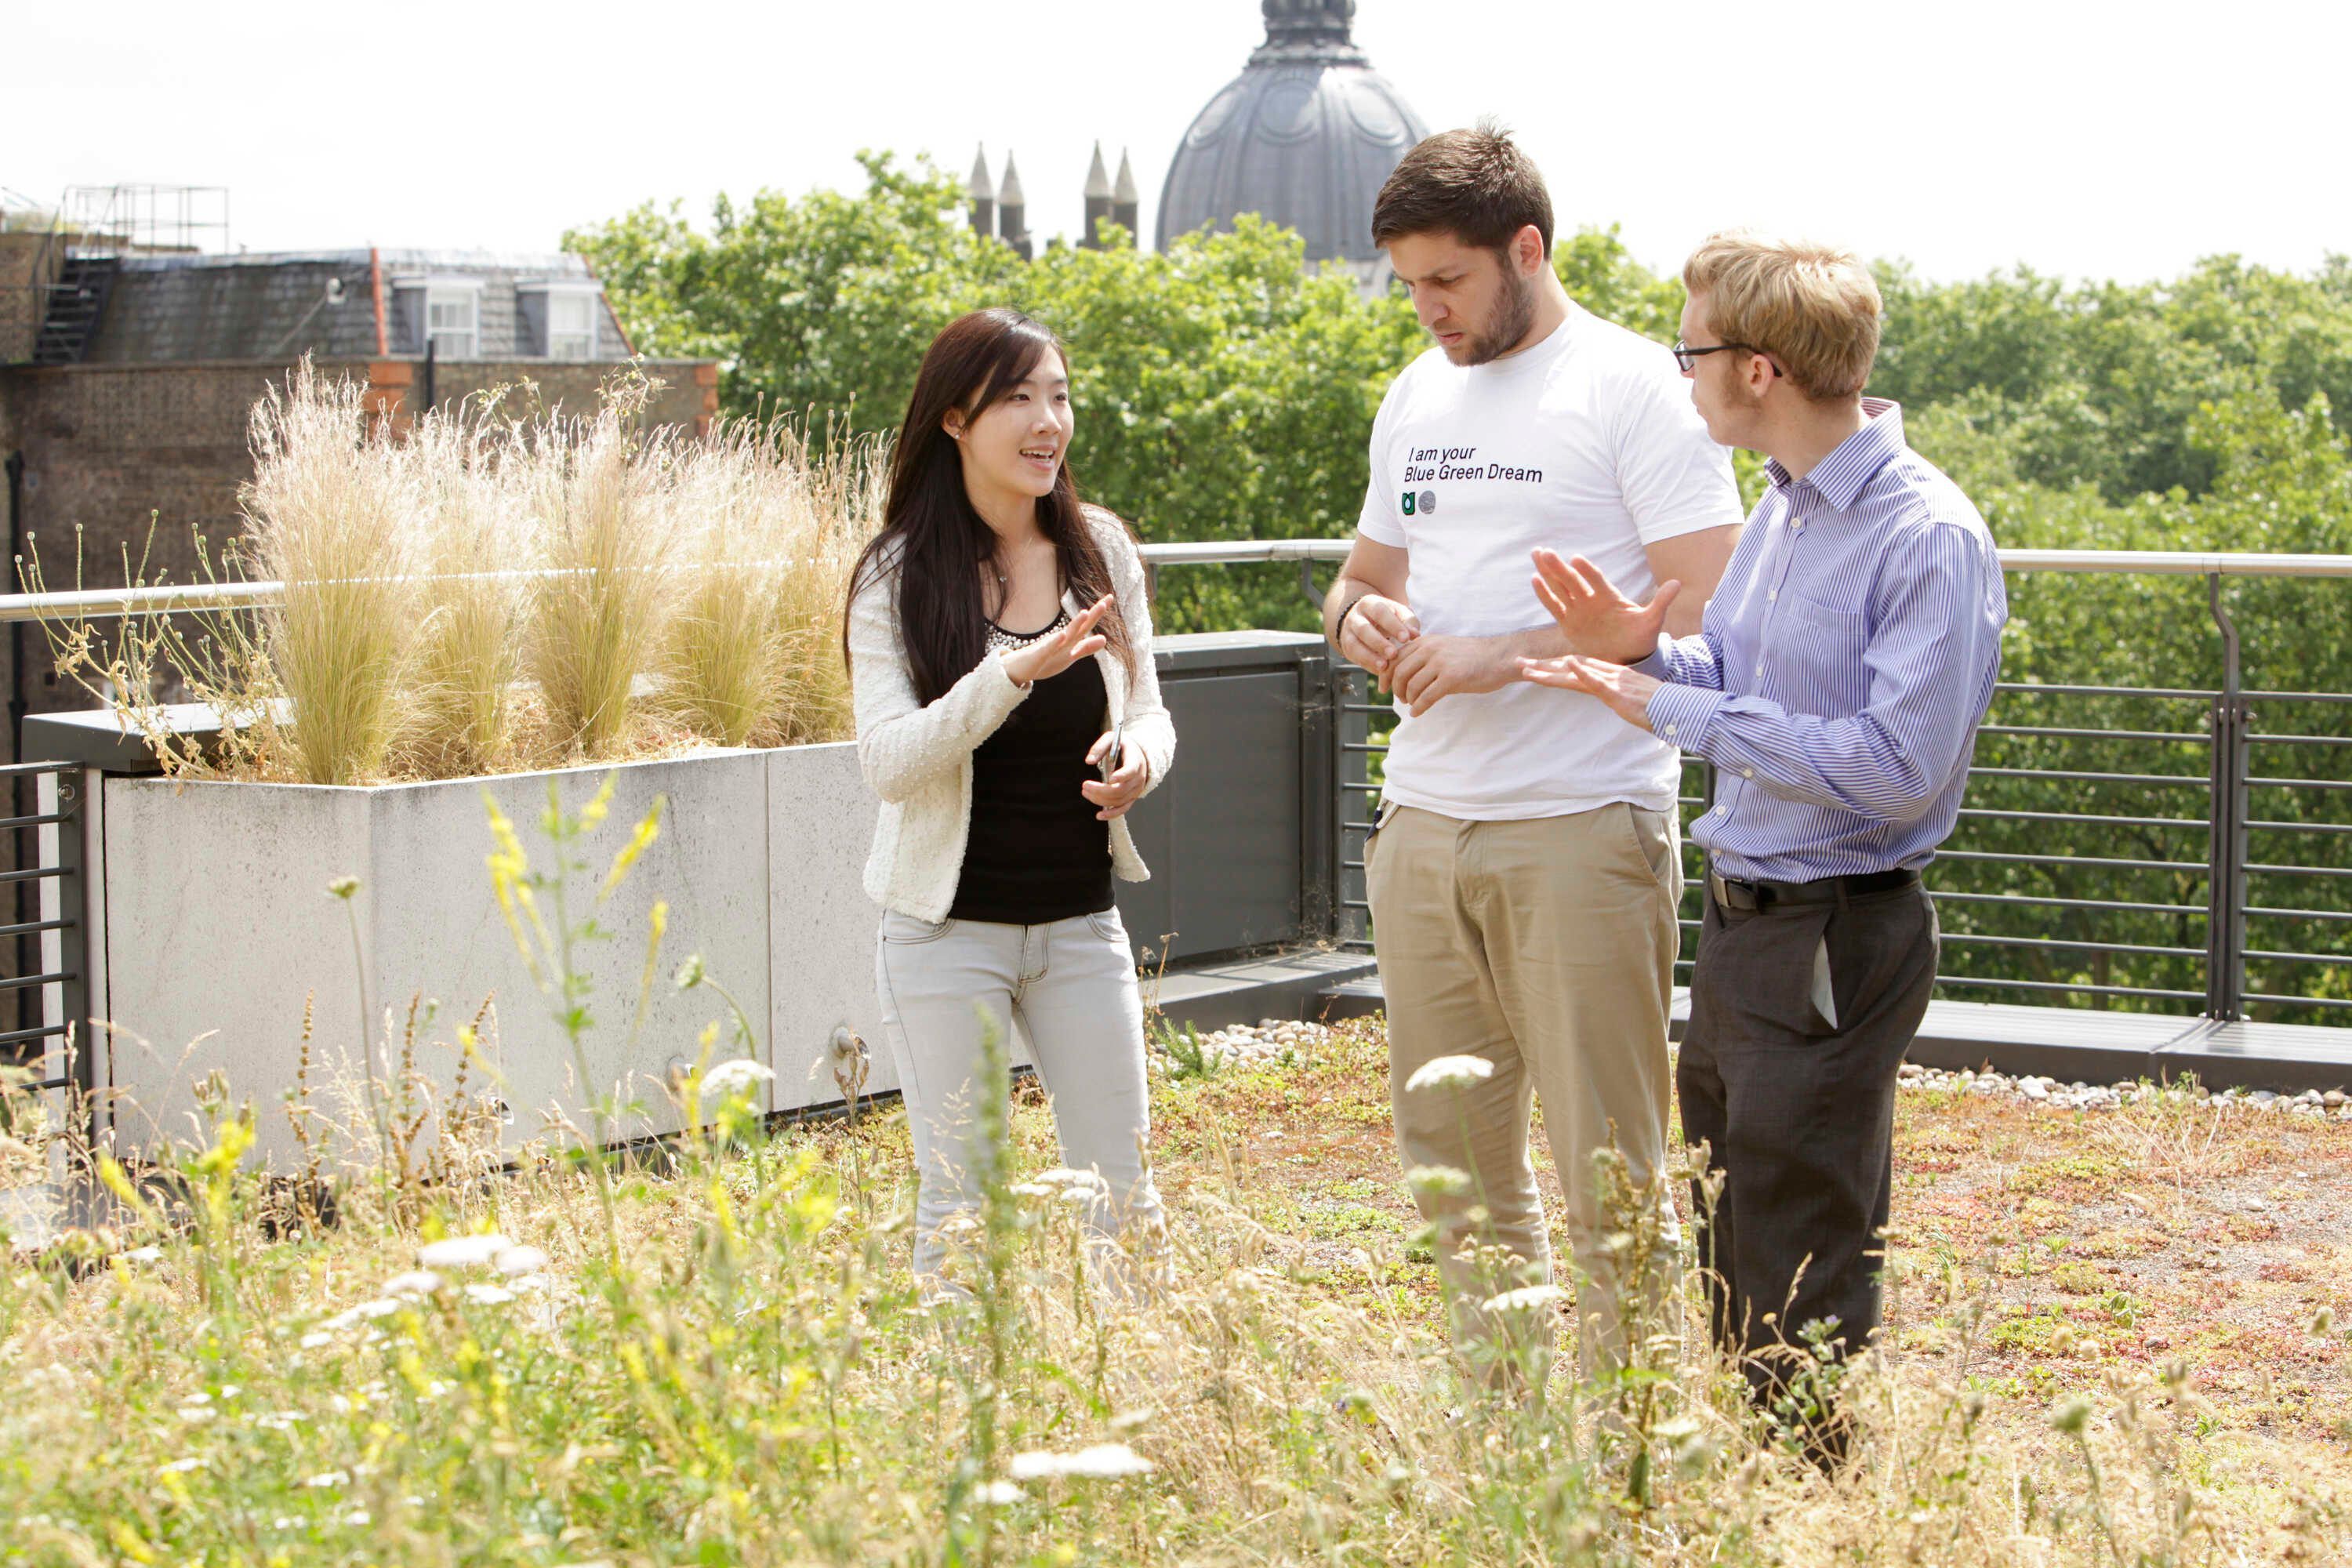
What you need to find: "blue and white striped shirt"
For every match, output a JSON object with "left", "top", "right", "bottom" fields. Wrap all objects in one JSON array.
[{"left": 1639, "top": 401, "right": 2006, "bottom": 883}]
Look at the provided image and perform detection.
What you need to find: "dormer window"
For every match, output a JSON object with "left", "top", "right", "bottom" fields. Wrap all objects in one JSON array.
[
  {"left": 391, "top": 276, "right": 483, "bottom": 358},
  {"left": 518, "top": 280, "right": 604, "bottom": 360},
  {"left": 549, "top": 291, "right": 596, "bottom": 359},
  {"left": 425, "top": 286, "right": 479, "bottom": 358}
]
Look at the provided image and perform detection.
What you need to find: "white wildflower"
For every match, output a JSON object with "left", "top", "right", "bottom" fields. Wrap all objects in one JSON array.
[
  {"left": 492, "top": 1245, "right": 548, "bottom": 1277},
  {"left": 1033, "top": 1167, "right": 1103, "bottom": 1189},
  {"left": 1008, "top": 1182, "right": 1057, "bottom": 1199},
  {"left": 1057, "top": 1187, "right": 1099, "bottom": 1207},
  {"left": 1480, "top": 1283, "right": 1570, "bottom": 1315},
  {"left": 380, "top": 1270, "right": 443, "bottom": 1298},
  {"left": 159, "top": 1457, "right": 201, "bottom": 1474},
  {"left": 1404, "top": 1055, "right": 1495, "bottom": 1094},
  {"left": 306, "top": 1471, "right": 348, "bottom": 1488},
  {"left": 417, "top": 1233, "right": 514, "bottom": 1270},
  {"left": 321, "top": 1298, "right": 405, "bottom": 1331},
  {"left": 975, "top": 1480, "right": 1025, "bottom": 1505},
  {"left": 1404, "top": 1164, "right": 1472, "bottom": 1198},
  {"left": 1008, "top": 1442, "right": 1156, "bottom": 1479},
  {"left": 257, "top": 1412, "right": 304, "bottom": 1432},
  {"left": 463, "top": 1283, "right": 517, "bottom": 1306},
  {"left": 298, "top": 1332, "right": 333, "bottom": 1350},
  {"left": 701, "top": 1058, "right": 775, "bottom": 1100},
  {"left": 344, "top": 1509, "right": 371, "bottom": 1526},
  {"left": 122, "top": 1247, "right": 163, "bottom": 1265}
]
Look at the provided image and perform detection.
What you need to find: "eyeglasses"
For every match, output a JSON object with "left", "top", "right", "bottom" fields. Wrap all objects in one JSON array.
[{"left": 1672, "top": 339, "right": 1784, "bottom": 376}]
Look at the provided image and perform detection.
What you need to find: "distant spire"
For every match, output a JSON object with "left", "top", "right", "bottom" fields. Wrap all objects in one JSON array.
[
  {"left": 1112, "top": 149, "right": 1141, "bottom": 249},
  {"left": 1080, "top": 142, "right": 1114, "bottom": 250},
  {"left": 967, "top": 145, "right": 996, "bottom": 238},
  {"left": 997, "top": 151, "right": 1032, "bottom": 262}
]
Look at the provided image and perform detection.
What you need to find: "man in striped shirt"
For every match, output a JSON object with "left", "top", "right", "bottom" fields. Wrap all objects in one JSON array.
[{"left": 1520, "top": 232, "right": 2007, "bottom": 1454}]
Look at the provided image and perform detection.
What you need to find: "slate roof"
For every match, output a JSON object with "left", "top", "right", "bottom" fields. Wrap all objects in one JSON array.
[{"left": 81, "top": 249, "right": 630, "bottom": 364}]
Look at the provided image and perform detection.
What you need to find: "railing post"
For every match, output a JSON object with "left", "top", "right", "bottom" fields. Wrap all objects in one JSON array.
[
  {"left": 1337, "top": 665, "right": 1373, "bottom": 948},
  {"left": 2203, "top": 574, "right": 2249, "bottom": 1022},
  {"left": 1297, "top": 645, "right": 1339, "bottom": 942}
]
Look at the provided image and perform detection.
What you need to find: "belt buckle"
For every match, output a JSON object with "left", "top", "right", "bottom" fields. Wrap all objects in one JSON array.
[{"left": 1709, "top": 872, "right": 1765, "bottom": 912}]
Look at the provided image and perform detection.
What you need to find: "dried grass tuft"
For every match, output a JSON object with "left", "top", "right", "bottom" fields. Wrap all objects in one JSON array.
[
  {"left": 31, "top": 361, "right": 884, "bottom": 783},
  {"left": 238, "top": 363, "right": 419, "bottom": 785}
]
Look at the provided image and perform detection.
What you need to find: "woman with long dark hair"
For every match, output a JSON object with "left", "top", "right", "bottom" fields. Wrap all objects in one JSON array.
[{"left": 844, "top": 307, "right": 1173, "bottom": 1289}]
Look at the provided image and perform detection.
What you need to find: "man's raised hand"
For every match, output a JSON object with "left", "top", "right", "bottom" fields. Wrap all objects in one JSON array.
[
  {"left": 1517, "top": 652, "right": 1661, "bottom": 732},
  {"left": 1529, "top": 549, "right": 1680, "bottom": 665}
]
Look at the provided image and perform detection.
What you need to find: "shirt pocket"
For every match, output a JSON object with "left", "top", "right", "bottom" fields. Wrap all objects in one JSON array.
[{"left": 1771, "top": 590, "right": 1872, "bottom": 713}]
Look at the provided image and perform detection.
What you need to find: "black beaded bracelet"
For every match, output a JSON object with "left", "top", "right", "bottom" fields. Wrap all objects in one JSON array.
[{"left": 1335, "top": 593, "right": 1371, "bottom": 644}]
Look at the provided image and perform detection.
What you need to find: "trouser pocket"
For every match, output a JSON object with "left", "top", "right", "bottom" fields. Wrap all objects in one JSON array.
[
  {"left": 880, "top": 910, "right": 956, "bottom": 945},
  {"left": 1363, "top": 797, "right": 1403, "bottom": 877}
]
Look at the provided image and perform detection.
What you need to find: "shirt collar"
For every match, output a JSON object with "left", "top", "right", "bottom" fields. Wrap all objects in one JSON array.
[{"left": 1764, "top": 397, "right": 1906, "bottom": 511}]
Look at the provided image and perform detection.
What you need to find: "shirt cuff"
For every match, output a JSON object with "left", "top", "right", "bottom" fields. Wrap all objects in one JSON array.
[
  {"left": 1630, "top": 632, "right": 1674, "bottom": 681},
  {"left": 1646, "top": 681, "right": 1725, "bottom": 752}
]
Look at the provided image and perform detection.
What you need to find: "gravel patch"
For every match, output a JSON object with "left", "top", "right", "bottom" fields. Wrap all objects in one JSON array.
[
  {"left": 1896, "top": 1062, "right": 2352, "bottom": 1119},
  {"left": 1160, "top": 1019, "right": 1337, "bottom": 1068},
  {"left": 1161, "top": 1018, "right": 2350, "bottom": 1123}
]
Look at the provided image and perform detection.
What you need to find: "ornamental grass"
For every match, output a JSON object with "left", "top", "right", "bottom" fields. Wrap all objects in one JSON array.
[{"left": 31, "top": 360, "right": 885, "bottom": 785}]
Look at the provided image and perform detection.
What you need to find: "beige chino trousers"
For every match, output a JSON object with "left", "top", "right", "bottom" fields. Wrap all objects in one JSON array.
[{"left": 1367, "top": 800, "right": 1685, "bottom": 1377}]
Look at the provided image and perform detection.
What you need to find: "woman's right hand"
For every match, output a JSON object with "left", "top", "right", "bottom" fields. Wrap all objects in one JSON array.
[{"left": 1001, "top": 594, "right": 1113, "bottom": 688}]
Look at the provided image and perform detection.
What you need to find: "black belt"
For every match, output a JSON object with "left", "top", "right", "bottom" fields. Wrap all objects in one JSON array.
[{"left": 1706, "top": 866, "right": 1918, "bottom": 913}]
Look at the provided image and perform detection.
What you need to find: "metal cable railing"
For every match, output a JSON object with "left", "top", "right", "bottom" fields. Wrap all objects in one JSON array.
[
  {"left": 0, "top": 760, "right": 86, "bottom": 1089},
  {"left": 1137, "top": 543, "right": 2352, "bottom": 1028},
  {"left": 2, "top": 544, "right": 2345, "bottom": 1028}
]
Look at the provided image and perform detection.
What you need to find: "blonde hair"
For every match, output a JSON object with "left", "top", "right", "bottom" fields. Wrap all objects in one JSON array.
[{"left": 1681, "top": 231, "right": 1882, "bottom": 400}]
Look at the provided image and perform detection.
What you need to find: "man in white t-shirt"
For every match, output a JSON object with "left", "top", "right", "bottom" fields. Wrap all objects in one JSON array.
[{"left": 1323, "top": 123, "right": 1744, "bottom": 1379}]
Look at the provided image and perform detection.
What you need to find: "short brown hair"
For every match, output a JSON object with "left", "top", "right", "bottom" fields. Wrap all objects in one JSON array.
[
  {"left": 1682, "top": 230, "right": 1883, "bottom": 400},
  {"left": 1371, "top": 120, "right": 1553, "bottom": 258}
]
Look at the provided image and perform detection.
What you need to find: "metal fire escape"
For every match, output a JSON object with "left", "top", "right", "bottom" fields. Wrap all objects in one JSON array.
[{"left": 17, "top": 184, "right": 230, "bottom": 365}]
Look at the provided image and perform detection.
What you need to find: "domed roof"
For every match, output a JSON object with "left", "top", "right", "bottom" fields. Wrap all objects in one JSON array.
[{"left": 1156, "top": 1, "right": 1429, "bottom": 267}]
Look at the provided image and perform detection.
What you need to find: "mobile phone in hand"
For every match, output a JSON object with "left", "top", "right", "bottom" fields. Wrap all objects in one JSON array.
[{"left": 1099, "top": 720, "right": 1125, "bottom": 785}]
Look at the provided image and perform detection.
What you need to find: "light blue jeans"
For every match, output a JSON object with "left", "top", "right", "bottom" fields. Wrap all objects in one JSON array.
[{"left": 873, "top": 906, "right": 1164, "bottom": 1283}]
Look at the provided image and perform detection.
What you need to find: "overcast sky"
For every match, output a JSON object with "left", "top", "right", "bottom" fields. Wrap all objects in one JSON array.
[{"left": 6, "top": 0, "right": 2339, "bottom": 288}]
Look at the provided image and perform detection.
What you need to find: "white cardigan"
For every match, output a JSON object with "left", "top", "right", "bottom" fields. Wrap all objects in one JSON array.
[{"left": 847, "top": 508, "right": 1177, "bottom": 922}]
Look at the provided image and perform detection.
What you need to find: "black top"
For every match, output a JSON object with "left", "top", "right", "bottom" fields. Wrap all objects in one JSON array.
[{"left": 949, "top": 610, "right": 1115, "bottom": 924}]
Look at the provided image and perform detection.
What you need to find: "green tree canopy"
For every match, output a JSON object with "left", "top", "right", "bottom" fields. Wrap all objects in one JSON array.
[{"left": 570, "top": 158, "right": 2352, "bottom": 1019}]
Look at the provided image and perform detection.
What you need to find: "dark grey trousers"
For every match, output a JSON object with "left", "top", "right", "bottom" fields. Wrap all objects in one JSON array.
[{"left": 1677, "top": 877, "right": 1939, "bottom": 1405}]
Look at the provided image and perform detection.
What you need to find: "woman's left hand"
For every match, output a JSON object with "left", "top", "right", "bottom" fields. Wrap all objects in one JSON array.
[{"left": 1082, "top": 733, "right": 1150, "bottom": 821}]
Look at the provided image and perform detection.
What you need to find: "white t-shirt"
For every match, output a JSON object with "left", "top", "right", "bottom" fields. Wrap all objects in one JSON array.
[{"left": 1357, "top": 303, "right": 1742, "bottom": 820}]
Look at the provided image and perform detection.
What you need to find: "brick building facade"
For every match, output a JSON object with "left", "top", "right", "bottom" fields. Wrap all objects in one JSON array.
[
  {"left": 1, "top": 247, "right": 720, "bottom": 754},
  {"left": 0, "top": 241, "right": 717, "bottom": 1043}
]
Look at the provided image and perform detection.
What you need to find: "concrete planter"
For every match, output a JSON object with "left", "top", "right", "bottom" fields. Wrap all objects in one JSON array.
[
  {"left": 29, "top": 630, "right": 1361, "bottom": 1167},
  {"left": 94, "top": 743, "right": 902, "bottom": 1167}
]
